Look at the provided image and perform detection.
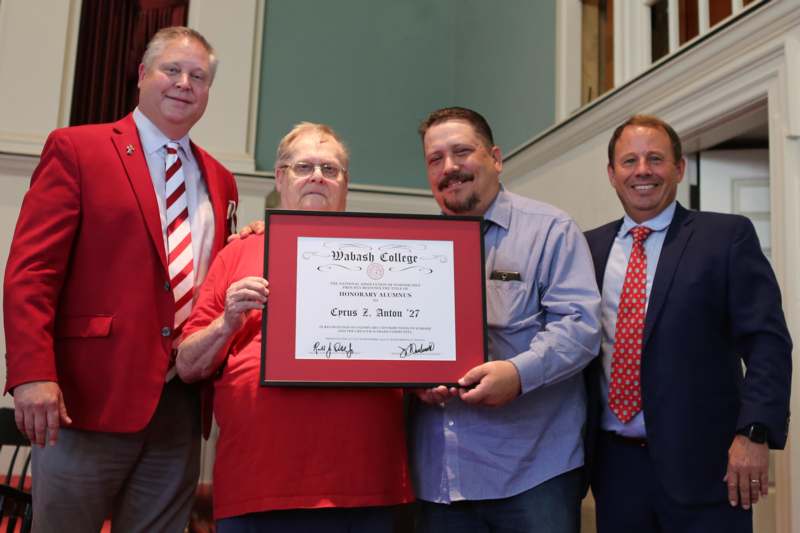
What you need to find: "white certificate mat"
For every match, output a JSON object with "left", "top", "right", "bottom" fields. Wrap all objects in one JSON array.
[{"left": 294, "top": 237, "right": 456, "bottom": 361}]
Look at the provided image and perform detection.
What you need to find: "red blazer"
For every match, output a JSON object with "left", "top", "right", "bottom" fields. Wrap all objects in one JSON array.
[{"left": 3, "top": 114, "right": 238, "bottom": 433}]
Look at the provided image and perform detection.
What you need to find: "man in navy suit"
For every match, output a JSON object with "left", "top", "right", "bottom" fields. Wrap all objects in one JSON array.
[{"left": 584, "top": 114, "right": 792, "bottom": 532}]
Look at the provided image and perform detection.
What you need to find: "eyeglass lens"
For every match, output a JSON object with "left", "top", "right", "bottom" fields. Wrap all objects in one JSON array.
[{"left": 292, "top": 162, "right": 342, "bottom": 178}]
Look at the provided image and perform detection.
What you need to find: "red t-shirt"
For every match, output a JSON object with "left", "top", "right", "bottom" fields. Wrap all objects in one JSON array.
[{"left": 183, "top": 236, "right": 414, "bottom": 520}]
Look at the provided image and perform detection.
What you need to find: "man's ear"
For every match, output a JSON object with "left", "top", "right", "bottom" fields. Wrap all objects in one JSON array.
[
  {"left": 675, "top": 156, "right": 687, "bottom": 183},
  {"left": 491, "top": 145, "right": 503, "bottom": 174},
  {"left": 275, "top": 167, "right": 285, "bottom": 193}
]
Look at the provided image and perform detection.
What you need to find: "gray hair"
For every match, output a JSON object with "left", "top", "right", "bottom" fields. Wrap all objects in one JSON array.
[
  {"left": 275, "top": 122, "right": 350, "bottom": 169},
  {"left": 141, "top": 26, "right": 218, "bottom": 82}
]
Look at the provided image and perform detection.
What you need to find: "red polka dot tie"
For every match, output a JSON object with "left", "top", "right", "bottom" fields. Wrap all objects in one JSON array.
[{"left": 608, "top": 225, "right": 652, "bottom": 423}]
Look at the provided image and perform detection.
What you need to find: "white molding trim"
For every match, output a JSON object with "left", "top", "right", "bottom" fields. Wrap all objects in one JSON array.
[
  {"left": 234, "top": 174, "right": 435, "bottom": 215},
  {"left": 345, "top": 182, "right": 432, "bottom": 198},
  {"left": 188, "top": 0, "right": 263, "bottom": 173},
  {"left": 631, "top": 1, "right": 653, "bottom": 81},
  {"left": 555, "top": 0, "right": 582, "bottom": 121},
  {"left": 234, "top": 174, "right": 274, "bottom": 196},
  {"left": 699, "top": 0, "right": 711, "bottom": 34},
  {"left": 767, "top": 29, "right": 800, "bottom": 533},
  {"left": 0, "top": 135, "right": 50, "bottom": 157},
  {"left": 614, "top": 0, "right": 653, "bottom": 86},
  {"left": 668, "top": 0, "right": 680, "bottom": 53},
  {"left": 0, "top": 153, "right": 38, "bottom": 177},
  {"left": 0, "top": 0, "right": 82, "bottom": 155},
  {"left": 58, "top": 0, "right": 82, "bottom": 128},
  {"left": 783, "top": 34, "right": 800, "bottom": 138},
  {"left": 0, "top": 153, "right": 432, "bottom": 198},
  {"left": 237, "top": 169, "right": 432, "bottom": 198},
  {"left": 246, "top": 1, "right": 265, "bottom": 170},
  {"left": 346, "top": 189, "right": 438, "bottom": 214},
  {"left": 613, "top": 0, "right": 624, "bottom": 86},
  {"left": 504, "top": 1, "right": 800, "bottom": 180}
]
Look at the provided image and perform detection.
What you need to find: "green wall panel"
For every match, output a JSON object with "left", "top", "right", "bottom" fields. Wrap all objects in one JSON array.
[
  {"left": 255, "top": 0, "right": 556, "bottom": 189},
  {"left": 454, "top": 0, "right": 556, "bottom": 155}
]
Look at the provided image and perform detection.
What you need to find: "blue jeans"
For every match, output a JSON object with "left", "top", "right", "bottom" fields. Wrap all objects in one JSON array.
[
  {"left": 216, "top": 506, "right": 395, "bottom": 533},
  {"left": 416, "top": 468, "right": 582, "bottom": 533}
]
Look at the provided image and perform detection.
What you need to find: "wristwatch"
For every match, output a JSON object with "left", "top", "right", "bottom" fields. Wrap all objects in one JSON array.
[{"left": 737, "top": 423, "right": 768, "bottom": 444}]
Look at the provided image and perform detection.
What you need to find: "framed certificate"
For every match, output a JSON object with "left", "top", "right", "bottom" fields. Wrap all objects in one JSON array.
[{"left": 260, "top": 210, "right": 487, "bottom": 387}]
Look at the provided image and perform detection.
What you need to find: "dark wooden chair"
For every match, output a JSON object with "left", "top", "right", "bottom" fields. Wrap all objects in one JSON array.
[{"left": 0, "top": 407, "right": 32, "bottom": 533}]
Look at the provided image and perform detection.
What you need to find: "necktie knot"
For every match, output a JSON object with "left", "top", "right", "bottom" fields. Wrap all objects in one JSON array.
[
  {"left": 166, "top": 141, "right": 180, "bottom": 155},
  {"left": 631, "top": 226, "right": 652, "bottom": 244}
]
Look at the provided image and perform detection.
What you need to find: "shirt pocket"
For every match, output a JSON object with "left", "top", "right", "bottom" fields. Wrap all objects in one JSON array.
[
  {"left": 486, "top": 279, "right": 528, "bottom": 328},
  {"left": 55, "top": 315, "right": 113, "bottom": 338}
]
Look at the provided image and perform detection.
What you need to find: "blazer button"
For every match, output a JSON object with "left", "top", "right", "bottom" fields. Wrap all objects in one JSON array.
[
  {"left": 161, "top": 326, "right": 172, "bottom": 337},
  {"left": 163, "top": 281, "right": 171, "bottom": 292}
]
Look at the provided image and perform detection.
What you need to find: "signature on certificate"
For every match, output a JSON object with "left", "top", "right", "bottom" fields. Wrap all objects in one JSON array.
[
  {"left": 398, "top": 342, "right": 435, "bottom": 358},
  {"left": 312, "top": 341, "right": 355, "bottom": 359}
]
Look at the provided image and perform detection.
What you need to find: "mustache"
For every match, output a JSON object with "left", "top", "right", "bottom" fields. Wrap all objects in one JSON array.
[{"left": 439, "top": 171, "right": 474, "bottom": 191}]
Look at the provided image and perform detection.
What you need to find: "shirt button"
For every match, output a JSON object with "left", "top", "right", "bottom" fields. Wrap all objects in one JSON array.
[
  {"left": 163, "top": 281, "right": 171, "bottom": 292},
  {"left": 161, "top": 327, "right": 172, "bottom": 337}
]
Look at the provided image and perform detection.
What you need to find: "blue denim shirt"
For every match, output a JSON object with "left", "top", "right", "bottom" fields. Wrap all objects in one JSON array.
[{"left": 411, "top": 188, "right": 602, "bottom": 502}]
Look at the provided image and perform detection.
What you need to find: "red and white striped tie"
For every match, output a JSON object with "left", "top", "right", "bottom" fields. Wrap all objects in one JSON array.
[{"left": 165, "top": 142, "right": 194, "bottom": 336}]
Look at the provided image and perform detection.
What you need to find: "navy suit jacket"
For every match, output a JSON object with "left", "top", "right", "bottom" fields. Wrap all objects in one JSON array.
[{"left": 584, "top": 203, "right": 791, "bottom": 504}]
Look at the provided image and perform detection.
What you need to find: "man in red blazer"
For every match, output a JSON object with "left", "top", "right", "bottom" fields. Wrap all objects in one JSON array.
[{"left": 3, "top": 26, "right": 238, "bottom": 532}]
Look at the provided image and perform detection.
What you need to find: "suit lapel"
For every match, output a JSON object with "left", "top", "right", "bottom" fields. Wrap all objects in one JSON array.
[
  {"left": 643, "top": 203, "right": 694, "bottom": 345},
  {"left": 192, "top": 143, "right": 226, "bottom": 255},
  {"left": 584, "top": 220, "right": 621, "bottom": 399},
  {"left": 588, "top": 220, "right": 621, "bottom": 290},
  {"left": 111, "top": 114, "right": 168, "bottom": 271}
]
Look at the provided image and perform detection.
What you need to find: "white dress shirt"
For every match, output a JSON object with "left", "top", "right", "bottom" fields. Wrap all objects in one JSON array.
[
  {"left": 599, "top": 201, "right": 677, "bottom": 438},
  {"left": 133, "top": 107, "right": 215, "bottom": 289}
]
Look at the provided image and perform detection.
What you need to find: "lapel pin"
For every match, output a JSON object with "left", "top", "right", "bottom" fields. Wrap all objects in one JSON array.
[{"left": 125, "top": 144, "right": 135, "bottom": 156}]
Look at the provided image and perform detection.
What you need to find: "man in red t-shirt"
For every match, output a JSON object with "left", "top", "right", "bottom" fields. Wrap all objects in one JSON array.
[{"left": 176, "top": 123, "right": 413, "bottom": 532}]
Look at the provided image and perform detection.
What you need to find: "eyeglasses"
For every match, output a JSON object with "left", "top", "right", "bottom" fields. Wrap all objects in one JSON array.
[{"left": 281, "top": 161, "right": 345, "bottom": 179}]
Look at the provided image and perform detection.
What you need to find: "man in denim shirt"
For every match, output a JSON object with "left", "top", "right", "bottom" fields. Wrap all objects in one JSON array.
[{"left": 411, "top": 106, "right": 602, "bottom": 533}]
